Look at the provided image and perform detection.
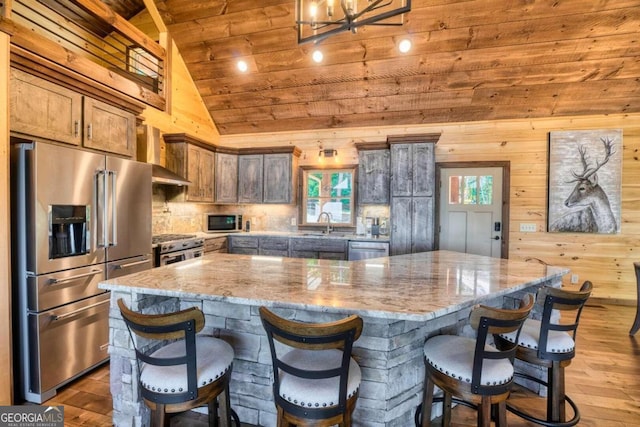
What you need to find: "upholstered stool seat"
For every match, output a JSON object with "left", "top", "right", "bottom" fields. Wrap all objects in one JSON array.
[
  {"left": 118, "top": 299, "right": 239, "bottom": 427},
  {"left": 259, "top": 306, "right": 363, "bottom": 427},
  {"left": 494, "top": 281, "right": 592, "bottom": 426},
  {"left": 424, "top": 335, "right": 515, "bottom": 388},
  {"left": 499, "top": 318, "right": 576, "bottom": 354},
  {"left": 278, "top": 348, "right": 362, "bottom": 409},
  {"left": 419, "top": 295, "right": 534, "bottom": 427},
  {"left": 140, "top": 336, "right": 234, "bottom": 395}
]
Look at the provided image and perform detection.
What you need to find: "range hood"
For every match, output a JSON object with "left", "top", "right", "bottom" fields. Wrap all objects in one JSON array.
[
  {"left": 139, "top": 125, "right": 190, "bottom": 186},
  {"left": 151, "top": 164, "right": 190, "bottom": 186}
]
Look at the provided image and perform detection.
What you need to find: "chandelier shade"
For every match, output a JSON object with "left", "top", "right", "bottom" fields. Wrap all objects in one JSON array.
[{"left": 296, "top": 0, "right": 411, "bottom": 45}]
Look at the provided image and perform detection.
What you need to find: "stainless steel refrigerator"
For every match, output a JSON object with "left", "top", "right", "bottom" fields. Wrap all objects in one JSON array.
[{"left": 11, "top": 138, "right": 153, "bottom": 403}]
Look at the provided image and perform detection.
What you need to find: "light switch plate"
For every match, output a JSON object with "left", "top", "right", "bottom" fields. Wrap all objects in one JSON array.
[{"left": 519, "top": 223, "right": 537, "bottom": 232}]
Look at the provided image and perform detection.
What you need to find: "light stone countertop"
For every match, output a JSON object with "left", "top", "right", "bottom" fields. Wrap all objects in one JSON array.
[{"left": 100, "top": 250, "right": 568, "bottom": 321}]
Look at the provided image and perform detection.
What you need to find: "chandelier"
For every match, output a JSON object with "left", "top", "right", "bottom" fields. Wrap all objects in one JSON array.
[{"left": 296, "top": 0, "right": 412, "bottom": 45}]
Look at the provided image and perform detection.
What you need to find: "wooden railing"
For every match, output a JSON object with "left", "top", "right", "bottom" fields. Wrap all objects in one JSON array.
[{"left": 6, "top": 0, "right": 166, "bottom": 110}]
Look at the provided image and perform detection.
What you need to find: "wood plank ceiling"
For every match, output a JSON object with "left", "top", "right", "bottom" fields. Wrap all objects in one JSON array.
[{"left": 151, "top": 0, "right": 639, "bottom": 135}]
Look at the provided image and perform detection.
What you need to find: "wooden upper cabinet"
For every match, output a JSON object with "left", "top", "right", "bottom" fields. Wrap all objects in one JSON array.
[
  {"left": 263, "top": 153, "right": 298, "bottom": 204},
  {"left": 412, "top": 143, "right": 435, "bottom": 197},
  {"left": 390, "top": 144, "right": 413, "bottom": 197},
  {"left": 165, "top": 134, "right": 216, "bottom": 203},
  {"left": 390, "top": 142, "right": 435, "bottom": 197},
  {"left": 10, "top": 68, "right": 82, "bottom": 146},
  {"left": 215, "top": 152, "right": 239, "bottom": 203},
  {"left": 238, "top": 155, "right": 264, "bottom": 204},
  {"left": 357, "top": 148, "right": 390, "bottom": 205},
  {"left": 10, "top": 68, "right": 137, "bottom": 157},
  {"left": 83, "top": 97, "right": 135, "bottom": 157}
]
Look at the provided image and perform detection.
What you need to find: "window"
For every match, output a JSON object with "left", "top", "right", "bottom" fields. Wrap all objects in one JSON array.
[
  {"left": 448, "top": 174, "right": 494, "bottom": 205},
  {"left": 300, "top": 166, "right": 355, "bottom": 227}
]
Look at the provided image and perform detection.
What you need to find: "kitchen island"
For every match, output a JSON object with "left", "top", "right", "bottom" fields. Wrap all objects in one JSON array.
[{"left": 100, "top": 250, "right": 568, "bottom": 427}]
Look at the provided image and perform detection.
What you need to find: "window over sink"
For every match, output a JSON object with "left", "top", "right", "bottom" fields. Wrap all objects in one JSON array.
[{"left": 300, "top": 166, "right": 356, "bottom": 227}]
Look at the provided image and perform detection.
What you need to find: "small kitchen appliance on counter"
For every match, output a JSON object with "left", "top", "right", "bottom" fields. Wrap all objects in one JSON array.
[{"left": 205, "top": 213, "right": 243, "bottom": 233}]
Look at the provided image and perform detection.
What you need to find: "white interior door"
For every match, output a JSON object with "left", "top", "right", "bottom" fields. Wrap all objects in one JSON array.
[{"left": 439, "top": 167, "right": 503, "bottom": 257}]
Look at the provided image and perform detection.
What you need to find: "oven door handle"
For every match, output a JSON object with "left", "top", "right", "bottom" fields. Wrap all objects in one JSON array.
[
  {"left": 160, "top": 253, "right": 185, "bottom": 263},
  {"left": 51, "top": 299, "right": 109, "bottom": 321},
  {"left": 47, "top": 269, "right": 102, "bottom": 285}
]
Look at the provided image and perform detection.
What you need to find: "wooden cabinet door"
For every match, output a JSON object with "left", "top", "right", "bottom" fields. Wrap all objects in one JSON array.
[
  {"left": 10, "top": 68, "right": 82, "bottom": 145},
  {"left": 390, "top": 197, "right": 412, "bottom": 255},
  {"left": 200, "top": 148, "right": 215, "bottom": 202},
  {"left": 358, "top": 149, "right": 390, "bottom": 204},
  {"left": 228, "top": 235, "right": 259, "bottom": 254},
  {"left": 390, "top": 144, "right": 413, "bottom": 197},
  {"left": 412, "top": 144, "right": 435, "bottom": 197},
  {"left": 186, "top": 144, "right": 203, "bottom": 201},
  {"left": 215, "top": 153, "right": 238, "bottom": 203},
  {"left": 263, "top": 153, "right": 291, "bottom": 203},
  {"left": 83, "top": 97, "right": 135, "bottom": 157},
  {"left": 412, "top": 197, "right": 435, "bottom": 252},
  {"left": 238, "top": 155, "right": 264, "bottom": 203}
]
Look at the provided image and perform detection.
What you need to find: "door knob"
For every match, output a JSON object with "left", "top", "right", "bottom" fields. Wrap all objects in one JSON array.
[{"left": 492, "top": 236, "right": 501, "bottom": 240}]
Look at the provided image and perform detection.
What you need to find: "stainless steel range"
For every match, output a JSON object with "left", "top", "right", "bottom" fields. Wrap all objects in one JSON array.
[{"left": 153, "top": 234, "right": 205, "bottom": 267}]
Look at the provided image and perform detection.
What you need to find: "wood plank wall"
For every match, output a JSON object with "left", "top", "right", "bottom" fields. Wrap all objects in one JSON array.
[
  {"left": 0, "top": 30, "right": 13, "bottom": 405},
  {"left": 220, "top": 114, "right": 640, "bottom": 303}
]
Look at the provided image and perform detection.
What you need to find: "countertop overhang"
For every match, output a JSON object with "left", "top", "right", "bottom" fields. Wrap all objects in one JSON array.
[{"left": 100, "top": 250, "right": 568, "bottom": 321}]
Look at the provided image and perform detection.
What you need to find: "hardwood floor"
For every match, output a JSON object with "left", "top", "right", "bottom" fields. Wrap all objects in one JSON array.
[{"left": 40, "top": 303, "right": 640, "bottom": 426}]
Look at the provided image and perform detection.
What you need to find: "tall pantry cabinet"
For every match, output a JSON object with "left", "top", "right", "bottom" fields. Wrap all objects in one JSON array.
[{"left": 389, "top": 134, "right": 439, "bottom": 255}]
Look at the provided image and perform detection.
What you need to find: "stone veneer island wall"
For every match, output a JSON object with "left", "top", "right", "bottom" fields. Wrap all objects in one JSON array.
[{"left": 101, "top": 251, "right": 567, "bottom": 426}]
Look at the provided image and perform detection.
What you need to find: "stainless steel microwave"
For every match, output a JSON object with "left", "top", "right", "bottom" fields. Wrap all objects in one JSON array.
[{"left": 205, "top": 214, "right": 243, "bottom": 233}]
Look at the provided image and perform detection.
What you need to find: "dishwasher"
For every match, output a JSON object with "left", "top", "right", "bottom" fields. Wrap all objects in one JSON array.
[{"left": 347, "top": 241, "right": 390, "bottom": 260}]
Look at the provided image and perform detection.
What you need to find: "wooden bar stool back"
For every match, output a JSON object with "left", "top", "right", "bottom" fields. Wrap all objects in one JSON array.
[
  {"left": 118, "top": 299, "right": 236, "bottom": 427},
  {"left": 259, "top": 306, "right": 363, "bottom": 427},
  {"left": 420, "top": 294, "right": 534, "bottom": 427},
  {"left": 496, "top": 281, "right": 593, "bottom": 425}
]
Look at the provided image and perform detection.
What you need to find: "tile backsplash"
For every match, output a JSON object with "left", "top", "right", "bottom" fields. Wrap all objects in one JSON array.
[
  {"left": 152, "top": 185, "right": 298, "bottom": 235},
  {"left": 152, "top": 186, "right": 391, "bottom": 236}
]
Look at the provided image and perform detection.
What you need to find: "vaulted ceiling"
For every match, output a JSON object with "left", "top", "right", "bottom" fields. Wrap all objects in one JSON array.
[{"left": 151, "top": 0, "right": 639, "bottom": 135}]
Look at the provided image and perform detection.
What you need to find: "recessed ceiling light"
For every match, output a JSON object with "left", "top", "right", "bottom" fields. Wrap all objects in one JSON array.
[
  {"left": 398, "top": 38, "right": 412, "bottom": 53},
  {"left": 237, "top": 60, "right": 248, "bottom": 72},
  {"left": 312, "top": 50, "right": 324, "bottom": 63}
]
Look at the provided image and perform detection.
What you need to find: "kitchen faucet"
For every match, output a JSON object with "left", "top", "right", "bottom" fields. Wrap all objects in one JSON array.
[{"left": 317, "top": 211, "right": 333, "bottom": 234}]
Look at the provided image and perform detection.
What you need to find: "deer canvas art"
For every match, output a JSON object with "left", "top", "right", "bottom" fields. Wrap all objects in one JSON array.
[{"left": 547, "top": 130, "right": 622, "bottom": 234}]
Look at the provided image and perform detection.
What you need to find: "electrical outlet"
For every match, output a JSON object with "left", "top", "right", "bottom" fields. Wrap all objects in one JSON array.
[
  {"left": 571, "top": 274, "right": 579, "bottom": 284},
  {"left": 519, "top": 223, "right": 537, "bottom": 232},
  {"left": 290, "top": 217, "right": 297, "bottom": 226}
]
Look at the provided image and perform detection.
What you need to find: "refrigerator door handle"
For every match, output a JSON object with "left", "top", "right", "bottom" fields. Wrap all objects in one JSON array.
[
  {"left": 47, "top": 269, "right": 102, "bottom": 285},
  {"left": 96, "top": 169, "right": 108, "bottom": 248},
  {"left": 109, "top": 170, "right": 118, "bottom": 247}
]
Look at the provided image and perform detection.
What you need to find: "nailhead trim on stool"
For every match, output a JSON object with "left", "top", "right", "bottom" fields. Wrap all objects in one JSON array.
[
  {"left": 140, "top": 336, "right": 234, "bottom": 394},
  {"left": 499, "top": 319, "right": 575, "bottom": 353},
  {"left": 279, "top": 349, "right": 361, "bottom": 408},
  {"left": 424, "top": 335, "right": 514, "bottom": 386}
]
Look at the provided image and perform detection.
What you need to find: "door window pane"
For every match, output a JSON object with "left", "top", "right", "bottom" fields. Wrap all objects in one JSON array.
[{"left": 448, "top": 174, "right": 493, "bottom": 205}]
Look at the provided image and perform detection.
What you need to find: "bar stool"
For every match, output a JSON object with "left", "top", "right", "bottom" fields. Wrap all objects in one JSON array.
[
  {"left": 118, "top": 299, "right": 240, "bottom": 427},
  {"left": 630, "top": 263, "right": 640, "bottom": 335},
  {"left": 419, "top": 294, "right": 534, "bottom": 427},
  {"left": 259, "top": 306, "right": 363, "bottom": 427},
  {"left": 495, "top": 281, "right": 592, "bottom": 426}
]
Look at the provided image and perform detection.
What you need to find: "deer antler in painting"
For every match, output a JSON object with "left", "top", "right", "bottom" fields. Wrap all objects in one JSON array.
[{"left": 569, "top": 137, "right": 616, "bottom": 182}]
